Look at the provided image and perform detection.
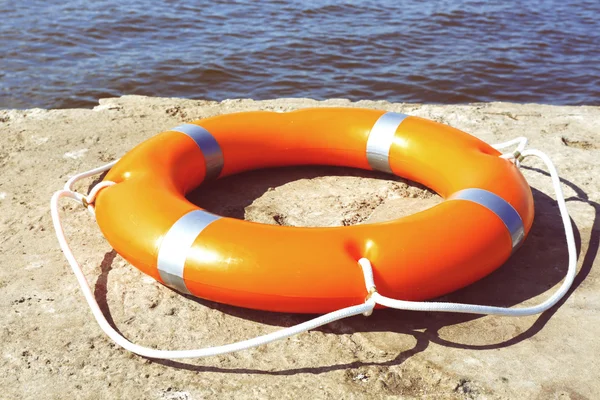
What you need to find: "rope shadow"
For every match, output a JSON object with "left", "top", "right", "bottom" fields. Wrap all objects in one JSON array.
[{"left": 93, "top": 250, "right": 120, "bottom": 333}]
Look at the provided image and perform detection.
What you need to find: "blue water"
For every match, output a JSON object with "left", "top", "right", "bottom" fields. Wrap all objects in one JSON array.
[{"left": 2, "top": 0, "right": 599, "bottom": 109}]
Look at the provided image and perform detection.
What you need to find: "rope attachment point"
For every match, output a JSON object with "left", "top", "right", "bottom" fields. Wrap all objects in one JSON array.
[
  {"left": 358, "top": 258, "right": 377, "bottom": 316},
  {"left": 493, "top": 136, "right": 528, "bottom": 167}
]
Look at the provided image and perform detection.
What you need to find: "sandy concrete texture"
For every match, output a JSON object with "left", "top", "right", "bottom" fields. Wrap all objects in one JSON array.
[{"left": 0, "top": 96, "right": 599, "bottom": 399}]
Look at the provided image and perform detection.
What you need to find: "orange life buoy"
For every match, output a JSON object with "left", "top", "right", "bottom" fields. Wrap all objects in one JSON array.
[{"left": 95, "top": 108, "right": 534, "bottom": 313}]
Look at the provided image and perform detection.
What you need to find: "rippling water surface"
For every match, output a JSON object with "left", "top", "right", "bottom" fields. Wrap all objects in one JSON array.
[{"left": 2, "top": 0, "right": 599, "bottom": 109}]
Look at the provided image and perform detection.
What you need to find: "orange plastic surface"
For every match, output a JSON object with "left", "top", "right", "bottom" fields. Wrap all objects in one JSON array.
[{"left": 95, "top": 108, "right": 534, "bottom": 313}]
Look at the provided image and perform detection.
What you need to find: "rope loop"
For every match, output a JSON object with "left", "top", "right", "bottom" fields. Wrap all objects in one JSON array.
[
  {"left": 50, "top": 138, "right": 577, "bottom": 359},
  {"left": 83, "top": 181, "right": 117, "bottom": 216},
  {"left": 493, "top": 136, "right": 528, "bottom": 167}
]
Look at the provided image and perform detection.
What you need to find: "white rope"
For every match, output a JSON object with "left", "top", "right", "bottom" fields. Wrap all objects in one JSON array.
[
  {"left": 60, "top": 160, "right": 119, "bottom": 216},
  {"left": 492, "top": 136, "right": 528, "bottom": 166},
  {"left": 51, "top": 139, "right": 576, "bottom": 359},
  {"left": 64, "top": 159, "right": 119, "bottom": 192}
]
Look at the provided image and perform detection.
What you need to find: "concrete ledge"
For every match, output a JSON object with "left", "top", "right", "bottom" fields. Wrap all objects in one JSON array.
[{"left": 1, "top": 96, "right": 598, "bottom": 399}]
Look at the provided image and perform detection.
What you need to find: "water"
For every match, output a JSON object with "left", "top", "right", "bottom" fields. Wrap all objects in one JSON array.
[{"left": 2, "top": 0, "right": 599, "bottom": 109}]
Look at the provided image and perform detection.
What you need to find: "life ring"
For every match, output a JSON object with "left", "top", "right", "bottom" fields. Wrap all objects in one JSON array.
[{"left": 95, "top": 108, "right": 534, "bottom": 313}]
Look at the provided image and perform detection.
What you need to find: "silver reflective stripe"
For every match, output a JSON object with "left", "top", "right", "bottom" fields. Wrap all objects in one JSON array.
[
  {"left": 157, "top": 210, "right": 221, "bottom": 293},
  {"left": 171, "top": 124, "right": 224, "bottom": 180},
  {"left": 449, "top": 188, "right": 525, "bottom": 250},
  {"left": 366, "top": 112, "right": 409, "bottom": 174}
]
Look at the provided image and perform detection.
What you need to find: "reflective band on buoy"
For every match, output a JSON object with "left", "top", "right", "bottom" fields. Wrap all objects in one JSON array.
[
  {"left": 171, "top": 124, "right": 224, "bottom": 180},
  {"left": 366, "top": 112, "right": 408, "bottom": 173},
  {"left": 157, "top": 210, "right": 221, "bottom": 293},
  {"left": 449, "top": 188, "right": 525, "bottom": 250}
]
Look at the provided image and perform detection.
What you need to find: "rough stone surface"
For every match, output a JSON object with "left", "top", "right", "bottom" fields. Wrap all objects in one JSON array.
[{"left": 0, "top": 96, "right": 598, "bottom": 399}]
